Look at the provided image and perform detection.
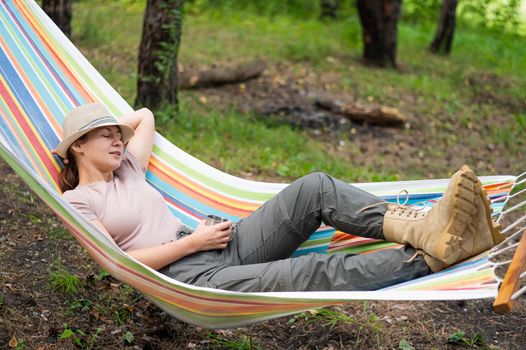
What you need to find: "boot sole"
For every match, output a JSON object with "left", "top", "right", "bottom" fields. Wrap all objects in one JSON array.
[
  {"left": 455, "top": 182, "right": 505, "bottom": 261},
  {"left": 477, "top": 181, "right": 505, "bottom": 245},
  {"left": 439, "top": 166, "right": 479, "bottom": 264}
]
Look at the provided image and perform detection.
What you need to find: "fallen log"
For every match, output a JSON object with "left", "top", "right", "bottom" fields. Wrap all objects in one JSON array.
[
  {"left": 179, "top": 60, "right": 266, "bottom": 89},
  {"left": 310, "top": 91, "right": 408, "bottom": 127}
]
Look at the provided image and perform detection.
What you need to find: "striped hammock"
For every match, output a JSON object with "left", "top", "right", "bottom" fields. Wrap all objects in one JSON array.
[{"left": 0, "top": 0, "right": 520, "bottom": 328}]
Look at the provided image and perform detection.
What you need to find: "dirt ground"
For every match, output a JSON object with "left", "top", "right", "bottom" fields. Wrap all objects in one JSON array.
[
  {"left": 1, "top": 65, "right": 526, "bottom": 349},
  {"left": 188, "top": 62, "right": 523, "bottom": 180},
  {"left": 1, "top": 159, "right": 525, "bottom": 349}
]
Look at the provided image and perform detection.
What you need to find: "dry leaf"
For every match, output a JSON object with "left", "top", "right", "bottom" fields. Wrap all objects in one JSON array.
[{"left": 8, "top": 335, "right": 18, "bottom": 348}]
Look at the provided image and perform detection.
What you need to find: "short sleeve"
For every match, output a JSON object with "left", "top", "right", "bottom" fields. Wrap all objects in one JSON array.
[
  {"left": 118, "top": 150, "right": 147, "bottom": 176},
  {"left": 63, "top": 189, "right": 98, "bottom": 221}
]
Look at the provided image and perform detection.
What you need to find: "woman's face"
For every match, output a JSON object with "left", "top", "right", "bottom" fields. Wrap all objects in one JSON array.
[{"left": 74, "top": 126, "right": 123, "bottom": 173}]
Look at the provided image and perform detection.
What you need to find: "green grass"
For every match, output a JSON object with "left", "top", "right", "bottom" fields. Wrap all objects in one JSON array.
[
  {"left": 288, "top": 305, "right": 384, "bottom": 348},
  {"left": 71, "top": 2, "right": 526, "bottom": 101},
  {"left": 70, "top": 1, "right": 526, "bottom": 181},
  {"left": 49, "top": 266, "right": 83, "bottom": 296},
  {"left": 58, "top": 323, "right": 103, "bottom": 350},
  {"left": 157, "top": 101, "right": 399, "bottom": 182},
  {"left": 206, "top": 332, "right": 260, "bottom": 350},
  {"left": 71, "top": 1, "right": 144, "bottom": 103},
  {"left": 447, "top": 330, "right": 485, "bottom": 348}
]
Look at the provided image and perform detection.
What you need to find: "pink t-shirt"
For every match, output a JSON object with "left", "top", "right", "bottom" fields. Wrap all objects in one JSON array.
[{"left": 63, "top": 152, "right": 183, "bottom": 251}]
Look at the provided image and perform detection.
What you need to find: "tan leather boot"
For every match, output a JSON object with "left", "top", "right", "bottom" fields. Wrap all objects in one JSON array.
[
  {"left": 402, "top": 179, "right": 505, "bottom": 273},
  {"left": 383, "top": 166, "right": 480, "bottom": 266},
  {"left": 455, "top": 180, "right": 505, "bottom": 259}
]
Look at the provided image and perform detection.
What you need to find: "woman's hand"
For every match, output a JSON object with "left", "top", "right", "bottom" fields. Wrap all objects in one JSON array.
[
  {"left": 120, "top": 108, "right": 155, "bottom": 168},
  {"left": 187, "top": 220, "right": 233, "bottom": 252},
  {"left": 125, "top": 220, "right": 233, "bottom": 270}
]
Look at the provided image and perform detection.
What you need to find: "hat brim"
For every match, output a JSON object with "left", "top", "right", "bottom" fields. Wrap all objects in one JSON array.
[{"left": 55, "top": 122, "right": 135, "bottom": 159}]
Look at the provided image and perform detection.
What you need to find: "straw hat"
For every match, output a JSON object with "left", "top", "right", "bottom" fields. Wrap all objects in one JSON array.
[{"left": 55, "top": 103, "right": 134, "bottom": 158}]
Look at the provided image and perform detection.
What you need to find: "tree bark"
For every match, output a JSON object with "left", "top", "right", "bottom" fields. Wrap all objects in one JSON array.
[
  {"left": 356, "top": 0, "right": 402, "bottom": 68},
  {"left": 135, "top": 0, "right": 184, "bottom": 112},
  {"left": 320, "top": 0, "right": 341, "bottom": 19},
  {"left": 42, "top": 0, "right": 72, "bottom": 38},
  {"left": 310, "top": 91, "right": 408, "bottom": 126},
  {"left": 429, "top": 0, "right": 458, "bottom": 54},
  {"left": 179, "top": 60, "right": 266, "bottom": 89}
]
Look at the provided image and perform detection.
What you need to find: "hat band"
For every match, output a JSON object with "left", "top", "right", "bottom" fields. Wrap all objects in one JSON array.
[{"left": 77, "top": 116, "right": 118, "bottom": 132}]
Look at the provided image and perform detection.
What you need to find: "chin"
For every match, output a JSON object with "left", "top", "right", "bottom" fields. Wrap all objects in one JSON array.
[
  {"left": 102, "top": 158, "right": 122, "bottom": 172},
  {"left": 111, "top": 159, "right": 122, "bottom": 171}
]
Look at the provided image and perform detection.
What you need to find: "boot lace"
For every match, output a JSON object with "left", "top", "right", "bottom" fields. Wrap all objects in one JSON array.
[{"left": 355, "top": 189, "right": 427, "bottom": 218}]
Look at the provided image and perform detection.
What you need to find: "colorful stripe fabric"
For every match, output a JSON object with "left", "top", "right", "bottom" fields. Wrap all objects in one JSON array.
[{"left": 0, "top": 0, "right": 517, "bottom": 328}]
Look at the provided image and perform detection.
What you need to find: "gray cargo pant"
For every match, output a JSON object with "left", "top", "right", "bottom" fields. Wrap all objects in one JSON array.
[{"left": 160, "top": 173, "right": 432, "bottom": 292}]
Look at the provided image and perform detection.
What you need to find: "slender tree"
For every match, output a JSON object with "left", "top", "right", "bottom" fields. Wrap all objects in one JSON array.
[
  {"left": 136, "top": 0, "right": 184, "bottom": 112},
  {"left": 42, "top": 0, "right": 72, "bottom": 38},
  {"left": 429, "top": 0, "right": 458, "bottom": 54},
  {"left": 356, "top": 0, "right": 402, "bottom": 68}
]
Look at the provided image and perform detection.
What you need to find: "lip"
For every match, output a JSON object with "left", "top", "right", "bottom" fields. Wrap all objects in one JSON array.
[{"left": 109, "top": 151, "right": 122, "bottom": 157}]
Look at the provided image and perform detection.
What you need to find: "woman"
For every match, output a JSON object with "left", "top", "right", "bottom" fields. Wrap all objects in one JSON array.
[{"left": 55, "top": 103, "right": 503, "bottom": 292}]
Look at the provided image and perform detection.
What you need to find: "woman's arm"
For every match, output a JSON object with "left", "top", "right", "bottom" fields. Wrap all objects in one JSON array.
[
  {"left": 118, "top": 108, "right": 155, "bottom": 168},
  {"left": 91, "top": 219, "right": 233, "bottom": 271}
]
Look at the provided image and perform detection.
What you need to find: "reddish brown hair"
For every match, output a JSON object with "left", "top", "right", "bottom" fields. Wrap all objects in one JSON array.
[{"left": 57, "top": 134, "right": 87, "bottom": 193}]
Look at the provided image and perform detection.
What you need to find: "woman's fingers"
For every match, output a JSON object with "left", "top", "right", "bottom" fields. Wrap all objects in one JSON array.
[
  {"left": 214, "top": 220, "right": 233, "bottom": 230},
  {"left": 191, "top": 220, "right": 233, "bottom": 251}
]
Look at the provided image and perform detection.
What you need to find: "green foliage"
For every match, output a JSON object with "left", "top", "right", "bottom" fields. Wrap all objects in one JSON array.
[
  {"left": 288, "top": 305, "right": 383, "bottom": 347},
  {"left": 206, "top": 332, "right": 259, "bottom": 350},
  {"left": 94, "top": 269, "right": 110, "bottom": 281},
  {"left": 399, "top": 339, "right": 415, "bottom": 350},
  {"left": 448, "top": 330, "right": 484, "bottom": 347},
  {"left": 459, "top": 0, "right": 522, "bottom": 33},
  {"left": 123, "top": 331, "right": 135, "bottom": 344},
  {"left": 49, "top": 267, "right": 83, "bottom": 296},
  {"left": 515, "top": 113, "right": 526, "bottom": 131},
  {"left": 13, "top": 338, "right": 26, "bottom": 350},
  {"left": 404, "top": 0, "right": 523, "bottom": 34},
  {"left": 90, "top": 282, "right": 141, "bottom": 327},
  {"left": 113, "top": 284, "right": 140, "bottom": 325},
  {"left": 402, "top": 0, "right": 442, "bottom": 24},
  {"left": 186, "top": 0, "right": 357, "bottom": 19},
  {"left": 59, "top": 323, "right": 103, "bottom": 350},
  {"left": 71, "top": 1, "right": 144, "bottom": 103},
  {"left": 113, "top": 304, "right": 133, "bottom": 326},
  {"left": 187, "top": 0, "right": 524, "bottom": 34},
  {"left": 289, "top": 308, "right": 357, "bottom": 328},
  {"left": 66, "top": 298, "right": 93, "bottom": 316}
]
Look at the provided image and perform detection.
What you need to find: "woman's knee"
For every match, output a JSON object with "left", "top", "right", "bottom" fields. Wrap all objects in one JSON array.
[
  {"left": 282, "top": 172, "right": 329, "bottom": 212},
  {"left": 299, "top": 172, "right": 330, "bottom": 188}
]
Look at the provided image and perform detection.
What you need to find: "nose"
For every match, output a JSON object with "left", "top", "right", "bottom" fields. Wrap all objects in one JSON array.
[{"left": 112, "top": 135, "right": 123, "bottom": 146}]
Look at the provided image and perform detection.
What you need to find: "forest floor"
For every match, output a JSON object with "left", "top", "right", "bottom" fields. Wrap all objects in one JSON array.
[
  {"left": 1, "top": 67, "right": 526, "bottom": 349},
  {"left": 2, "top": 2, "right": 526, "bottom": 349},
  {"left": 1, "top": 159, "right": 525, "bottom": 349}
]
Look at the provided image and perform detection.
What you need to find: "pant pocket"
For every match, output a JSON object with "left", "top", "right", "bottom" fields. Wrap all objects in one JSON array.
[{"left": 198, "top": 276, "right": 262, "bottom": 293}]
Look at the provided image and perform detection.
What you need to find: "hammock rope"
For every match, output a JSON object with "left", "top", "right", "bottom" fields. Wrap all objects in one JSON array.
[
  {"left": 490, "top": 169, "right": 526, "bottom": 312},
  {"left": 0, "top": 0, "right": 524, "bottom": 327}
]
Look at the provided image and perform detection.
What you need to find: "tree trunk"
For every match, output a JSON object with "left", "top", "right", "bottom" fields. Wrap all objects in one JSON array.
[
  {"left": 429, "top": 0, "right": 458, "bottom": 54},
  {"left": 42, "top": 0, "right": 72, "bottom": 38},
  {"left": 320, "top": 0, "right": 341, "bottom": 19},
  {"left": 135, "top": 0, "right": 184, "bottom": 112},
  {"left": 179, "top": 60, "right": 267, "bottom": 89},
  {"left": 356, "top": 0, "right": 402, "bottom": 68}
]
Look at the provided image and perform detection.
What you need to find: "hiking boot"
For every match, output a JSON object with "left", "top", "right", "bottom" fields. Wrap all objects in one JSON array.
[
  {"left": 383, "top": 165, "right": 480, "bottom": 267},
  {"left": 456, "top": 180, "right": 505, "bottom": 260}
]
